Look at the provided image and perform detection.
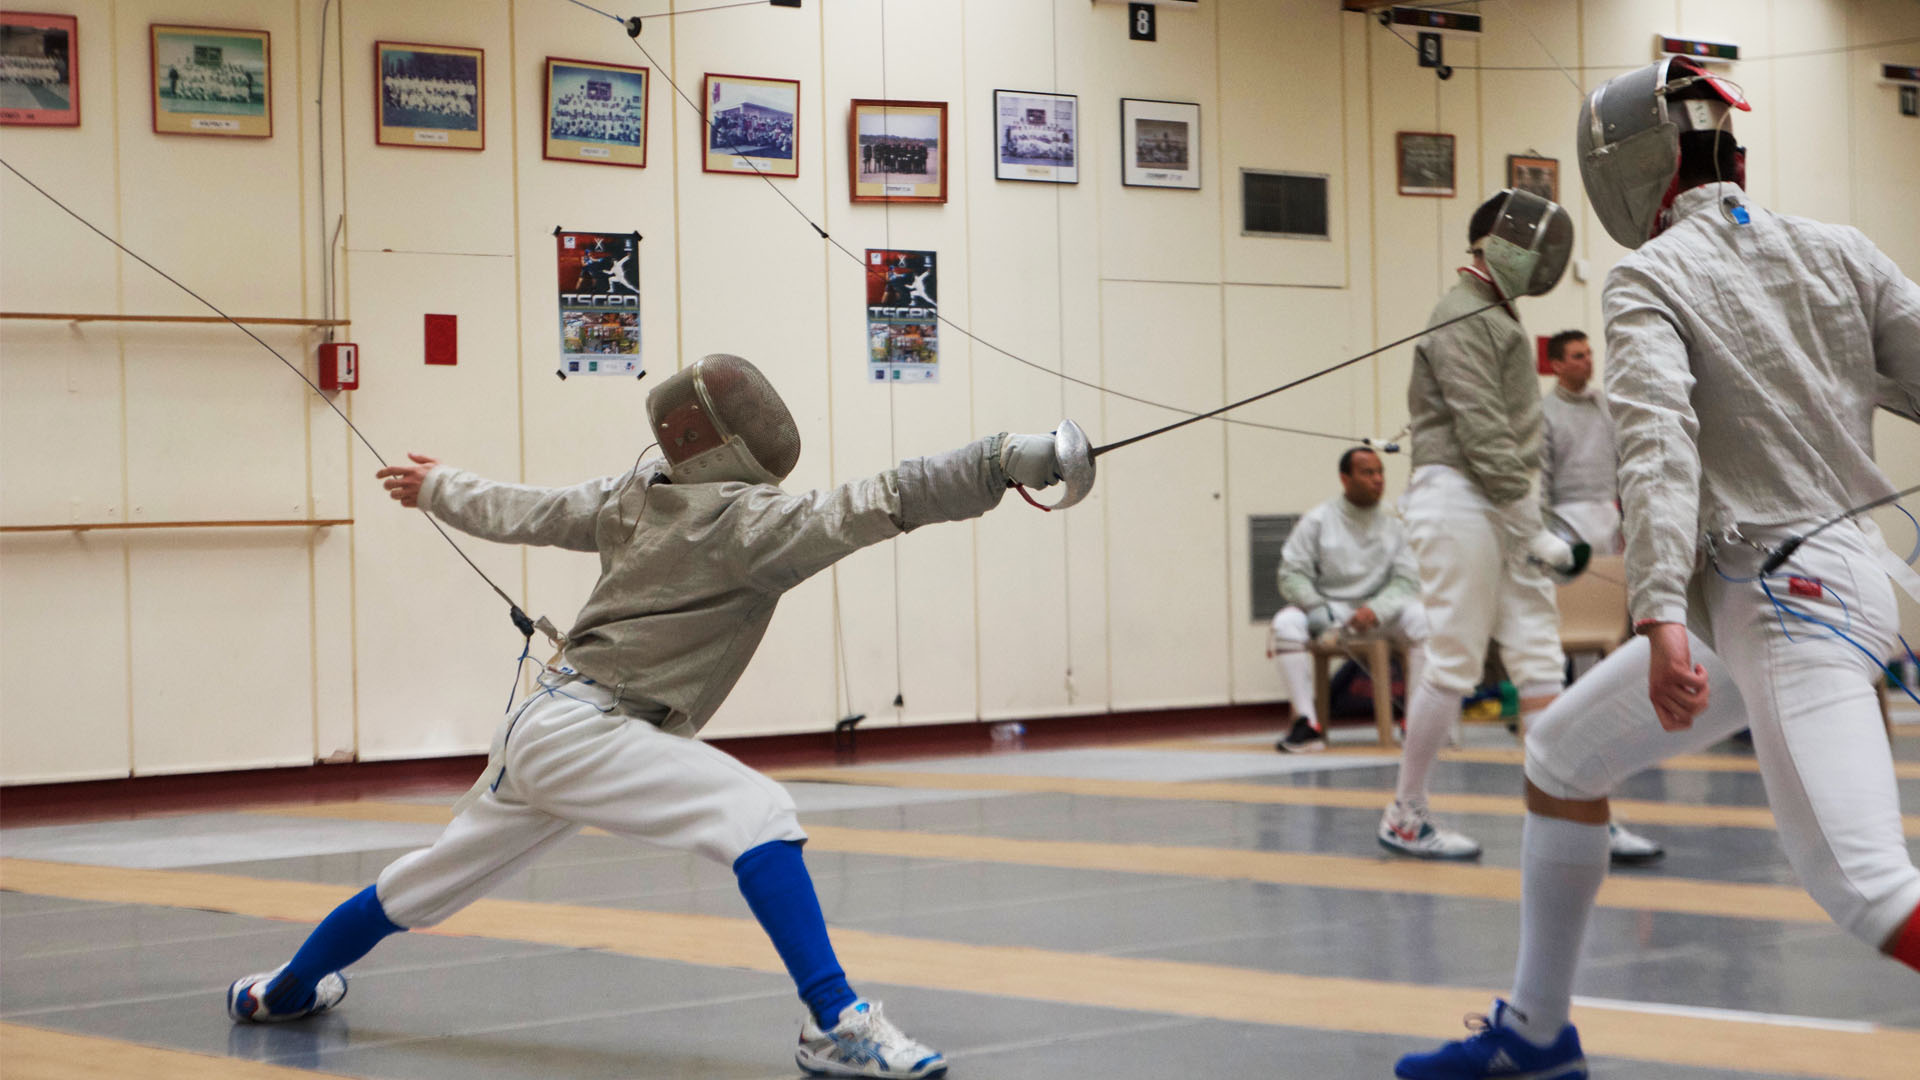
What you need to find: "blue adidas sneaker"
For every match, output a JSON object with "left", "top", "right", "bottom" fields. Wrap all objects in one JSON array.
[{"left": 1394, "top": 1000, "right": 1587, "bottom": 1080}]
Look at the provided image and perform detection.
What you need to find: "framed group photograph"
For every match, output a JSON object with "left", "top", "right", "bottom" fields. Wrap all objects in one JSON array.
[
  {"left": 1507, "top": 153, "right": 1558, "bottom": 203},
  {"left": 994, "top": 89, "right": 1077, "bottom": 184},
  {"left": 544, "top": 57, "right": 646, "bottom": 167},
  {"left": 1, "top": 11, "right": 78, "bottom": 127},
  {"left": 1121, "top": 97, "right": 1199, "bottom": 189},
  {"left": 375, "top": 41, "right": 482, "bottom": 150},
  {"left": 849, "top": 98, "right": 947, "bottom": 203},
  {"left": 1397, "top": 131, "right": 1455, "bottom": 197},
  {"left": 150, "top": 24, "right": 270, "bottom": 138},
  {"left": 704, "top": 72, "right": 798, "bottom": 177}
]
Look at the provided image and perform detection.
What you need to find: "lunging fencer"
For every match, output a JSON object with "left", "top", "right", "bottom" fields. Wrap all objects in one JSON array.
[
  {"left": 1397, "top": 57, "right": 1920, "bottom": 1080},
  {"left": 1268, "top": 445, "right": 1428, "bottom": 753},
  {"left": 1381, "top": 187, "right": 1660, "bottom": 864},
  {"left": 226, "top": 353, "right": 1084, "bottom": 1080}
]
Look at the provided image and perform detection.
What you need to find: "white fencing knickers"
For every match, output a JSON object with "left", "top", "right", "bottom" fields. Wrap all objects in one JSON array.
[
  {"left": 1524, "top": 521, "right": 1920, "bottom": 950},
  {"left": 376, "top": 671, "right": 807, "bottom": 929},
  {"left": 1552, "top": 499, "right": 1623, "bottom": 556},
  {"left": 1402, "top": 465, "right": 1566, "bottom": 695}
]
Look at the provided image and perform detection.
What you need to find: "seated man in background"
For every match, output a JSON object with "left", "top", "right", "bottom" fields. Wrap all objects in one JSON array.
[
  {"left": 1540, "top": 330, "right": 1623, "bottom": 555},
  {"left": 1268, "top": 446, "right": 1428, "bottom": 753}
]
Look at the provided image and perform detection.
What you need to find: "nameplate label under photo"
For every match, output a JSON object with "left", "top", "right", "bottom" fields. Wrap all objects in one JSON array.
[
  {"left": 190, "top": 118, "right": 239, "bottom": 131},
  {"left": 580, "top": 146, "right": 610, "bottom": 158},
  {"left": 884, "top": 183, "right": 914, "bottom": 196},
  {"left": 414, "top": 130, "right": 450, "bottom": 144}
]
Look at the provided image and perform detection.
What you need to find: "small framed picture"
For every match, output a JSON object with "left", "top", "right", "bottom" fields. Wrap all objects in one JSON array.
[
  {"left": 704, "top": 72, "right": 799, "bottom": 177},
  {"left": 1121, "top": 97, "right": 1199, "bottom": 189},
  {"left": 994, "top": 89, "right": 1077, "bottom": 184},
  {"left": 850, "top": 99, "right": 947, "bottom": 203},
  {"left": 1397, "top": 131, "right": 1455, "bottom": 197},
  {"left": 1507, "top": 153, "right": 1558, "bottom": 203},
  {"left": 376, "top": 41, "right": 483, "bottom": 150},
  {"left": 1, "top": 11, "right": 78, "bottom": 127},
  {"left": 150, "top": 24, "right": 270, "bottom": 138},
  {"left": 544, "top": 57, "right": 647, "bottom": 167}
]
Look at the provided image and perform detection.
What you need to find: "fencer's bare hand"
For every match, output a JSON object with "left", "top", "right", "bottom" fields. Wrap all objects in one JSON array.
[
  {"left": 375, "top": 453, "right": 439, "bottom": 509},
  {"left": 1348, "top": 607, "right": 1380, "bottom": 632},
  {"left": 1645, "top": 622, "right": 1709, "bottom": 731}
]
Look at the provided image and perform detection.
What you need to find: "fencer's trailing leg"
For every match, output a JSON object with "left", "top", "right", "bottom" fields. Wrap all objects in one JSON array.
[{"left": 227, "top": 885, "right": 404, "bottom": 1022}]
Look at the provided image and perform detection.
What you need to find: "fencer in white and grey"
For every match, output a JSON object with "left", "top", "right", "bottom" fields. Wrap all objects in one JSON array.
[
  {"left": 419, "top": 433, "right": 1015, "bottom": 732},
  {"left": 1602, "top": 181, "right": 1920, "bottom": 626},
  {"left": 1276, "top": 495, "right": 1421, "bottom": 633},
  {"left": 1406, "top": 270, "right": 1540, "bottom": 509}
]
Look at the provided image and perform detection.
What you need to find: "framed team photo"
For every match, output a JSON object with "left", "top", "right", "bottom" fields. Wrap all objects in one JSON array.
[
  {"left": 849, "top": 98, "right": 946, "bottom": 204},
  {"left": 994, "top": 89, "right": 1077, "bottom": 184},
  {"left": 544, "top": 57, "right": 646, "bottom": 168},
  {"left": 150, "top": 24, "right": 270, "bottom": 138},
  {"left": 703, "top": 72, "right": 798, "bottom": 177},
  {"left": 1397, "top": 131, "right": 1455, "bottom": 197},
  {"left": 1507, "top": 153, "right": 1558, "bottom": 203},
  {"left": 1121, "top": 97, "right": 1199, "bottom": 189},
  {"left": 0, "top": 11, "right": 78, "bottom": 127},
  {"left": 376, "top": 41, "right": 482, "bottom": 150}
]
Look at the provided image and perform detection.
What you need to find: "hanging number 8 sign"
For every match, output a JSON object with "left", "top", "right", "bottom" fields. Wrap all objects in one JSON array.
[{"left": 1129, "top": 3, "right": 1156, "bottom": 41}]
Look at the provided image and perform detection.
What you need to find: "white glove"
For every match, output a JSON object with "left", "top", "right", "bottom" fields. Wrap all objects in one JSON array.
[
  {"left": 1527, "top": 530, "right": 1576, "bottom": 573},
  {"left": 1000, "top": 433, "right": 1059, "bottom": 489}
]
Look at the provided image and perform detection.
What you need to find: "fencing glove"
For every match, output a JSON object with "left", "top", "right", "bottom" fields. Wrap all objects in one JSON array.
[{"left": 1000, "top": 433, "right": 1061, "bottom": 489}]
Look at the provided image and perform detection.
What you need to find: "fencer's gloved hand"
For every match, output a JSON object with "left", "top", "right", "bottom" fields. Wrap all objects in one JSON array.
[
  {"left": 1000, "top": 433, "right": 1060, "bottom": 489},
  {"left": 1527, "top": 530, "right": 1577, "bottom": 573}
]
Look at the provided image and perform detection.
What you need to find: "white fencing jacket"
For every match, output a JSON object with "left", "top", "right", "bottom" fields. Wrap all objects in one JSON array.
[{"left": 1276, "top": 495, "right": 1421, "bottom": 625}]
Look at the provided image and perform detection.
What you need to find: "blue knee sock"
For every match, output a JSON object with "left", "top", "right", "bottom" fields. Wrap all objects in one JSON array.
[
  {"left": 263, "top": 884, "right": 405, "bottom": 1012},
  {"left": 734, "top": 839, "right": 857, "bottom": 1026}
]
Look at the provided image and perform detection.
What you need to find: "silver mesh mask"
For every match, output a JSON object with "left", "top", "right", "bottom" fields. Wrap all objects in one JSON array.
[
  {"left": 646, "top": 353, "right": 801, "bottom": 485},
  {"left": 1476, "top": 188, "right": 1574, "bottom": 299},
  {"left": 1577, "top": 57, "right": 1748, "bottom": 249}
]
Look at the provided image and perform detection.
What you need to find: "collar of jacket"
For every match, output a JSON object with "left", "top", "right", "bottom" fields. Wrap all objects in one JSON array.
[
  {"left": 1456, "top": 265, "right": 1517, "bottom": 321},
  {"left": 1668, "top": 180, "right": 1748, "bottom": 224}
]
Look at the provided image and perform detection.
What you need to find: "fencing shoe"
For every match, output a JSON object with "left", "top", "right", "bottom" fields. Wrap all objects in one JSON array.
[
  {"left": 1275, "top": 716, "right": 1327, "bottom": 754},
  {"left": 797, "top": 1000, "right": 946, "bottom": 1078},
  {"left": 1378, "top": 800, "right": 1482, "bottom": 860},
  {"left": 1608, "top": 822, "right": 1665, "bottom": 865},
  {"left": 227, "top": 964, "right": 347, "bottom": 1023},
  {"left": 1394, "top": 1000, "right": 1587, "bottom": 1079}
]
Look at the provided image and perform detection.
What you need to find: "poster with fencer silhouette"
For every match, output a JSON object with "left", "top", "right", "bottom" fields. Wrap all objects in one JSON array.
[
  {"left": 865, "top": 249, "right": 938, "bottom": 384},
  {"left": 556, "top": 231, "right": 641, "bottom": 377}
]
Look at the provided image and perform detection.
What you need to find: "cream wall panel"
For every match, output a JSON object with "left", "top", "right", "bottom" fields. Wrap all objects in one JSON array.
[
  {"left": 1218, "top": 0, "right": 1346, "bottom": 288},
  {"left": 127, "top": 532, "right": 312, "bottom": 773},
  {"left": 0, "top": 535, "right": 130, "bottom": 783},
  {"left": 0, "top": 327, "right": 123, "bottom": 524},
  {"left": 1101, "top": 280, "right": 1228, "bottom": 710},
  {"left": 1765, "top": 2, "right": 1850, "bottom": 222}
]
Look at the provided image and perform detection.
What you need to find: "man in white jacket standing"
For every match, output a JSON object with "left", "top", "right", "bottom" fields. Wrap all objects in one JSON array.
[
  {"left": 1269, "top": 446, "right": 1427, "bottom": 753},
  {"left": 1396, "top": 57, "right": 1920, "bottom": 1080},
  {"left": 1539, "top": 330, "right": 1623, "bottom": 554}
]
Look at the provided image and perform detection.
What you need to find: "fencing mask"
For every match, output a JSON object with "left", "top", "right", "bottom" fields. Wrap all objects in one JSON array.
[
  {"left": 1577, "top": 57, "right": 1750, "bottom": 249},
  {"left": 646, "top": 353, "right": 802, "bottom": 485},
  {"left": 1471, "top": 188, "right": 1574, "bottom": 300}
]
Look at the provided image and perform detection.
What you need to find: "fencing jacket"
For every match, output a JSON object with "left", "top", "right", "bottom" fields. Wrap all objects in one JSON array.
[
  {"left": 1602, "top": 182, "right": 1920, "bottom": 625},
  {"left": 1276, "top": 494, "right": 1421, "bottom": 625},
  {"left": 421, "top": 435, "right": 1010, "bottom": 733},
  {"left": 1540, "top": 383, "right": 1619, "bottom": 507},
  {"left": 1407, "top": 270, "right": 1543, "bottom": 506}
]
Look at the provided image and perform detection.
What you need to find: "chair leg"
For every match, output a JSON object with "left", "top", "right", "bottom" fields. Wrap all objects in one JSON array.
[
  {"left": 1313, "top": 652, "right": 1332, "bottom": 733},
  {"left": 1371, "top": 638, "right": 1394, "bottom": 747}
]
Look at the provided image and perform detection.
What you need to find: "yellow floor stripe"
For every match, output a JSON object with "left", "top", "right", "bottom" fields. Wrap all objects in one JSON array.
[
  {"left": 763, "top": 768, "right": 1920, "bottom": 837},
  {"left": 252, "top": 800, "right": 1829, "bottom": 924},
  {"left": 1136, "top": 737, "right": 1920, "bottom": 779},
  {"left": 0, "top": 1021, "right": 360, "bottom": 1080},
  {"left": 0, "top": 858, "right": 1910, "bottom": 1079}
]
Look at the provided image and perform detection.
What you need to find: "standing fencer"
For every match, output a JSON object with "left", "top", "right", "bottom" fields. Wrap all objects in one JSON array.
[
  {"left": 1396, "top": 58, "right": 1920, "bottom": 1080},
  {"left": 1268, "top": 446, "right": 1428, "bottom": 753},
  {"left": 1384, "top": 189, "right": 1660, "bottom": 864},
  {"left": 1539, "top": 330, "right": 1624, "bottom": 554},
  {"left": 226, "top": 354, "right": 1077, "bottom": 1080}
]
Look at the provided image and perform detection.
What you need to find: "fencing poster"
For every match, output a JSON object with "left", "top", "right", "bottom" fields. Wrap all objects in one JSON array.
[
  {"left": 556, "top": 230, "right": 641, "bottom": 377},
  {"left": 865, "top": 249, "right": 938, "bottom": 383}
]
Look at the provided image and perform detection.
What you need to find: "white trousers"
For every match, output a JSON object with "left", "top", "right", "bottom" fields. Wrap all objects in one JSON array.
[
  {"left": 1525, "top": 522, "right": 1920, "bottom": 948},
  {"left": 1552, "top": 499, "right": 1624, "bottom": 556},
  {"left": 377, "top": 673, "right": 806, "bottom": 929},
  {"left": 1403, "top": 465, "right": 1565, "bottom": 695}
]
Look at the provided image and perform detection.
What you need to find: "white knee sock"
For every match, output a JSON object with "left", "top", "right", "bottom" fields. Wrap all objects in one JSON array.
[
  {"left": 1507, "top": 812, "right": 1610, "bottom": 1046},
  {"left": 1393, "top": 679, "right": 1457, "bottom": 807},
  {"left": 1275, "top": 651, "right": 1317, "bottom": 729}
]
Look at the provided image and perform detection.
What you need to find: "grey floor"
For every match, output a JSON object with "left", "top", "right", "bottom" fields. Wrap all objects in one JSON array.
[{"left": 4, "top": 715, "right": 1917, "bottom": 1079}]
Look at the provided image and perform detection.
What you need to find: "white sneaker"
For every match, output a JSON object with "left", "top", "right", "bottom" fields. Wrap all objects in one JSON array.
[
  {"left": 1608, "top": 822, "right": 1665, "bottom": 865},
  {"left": 1378, "top": 801, "right": 1482, "bottom": 860},
  {"left": 227, "top": 964, "right": 347, "bottom": 1023},
  {"left": 797, "top": 1000, "right": 947, "bottom": 1078}
]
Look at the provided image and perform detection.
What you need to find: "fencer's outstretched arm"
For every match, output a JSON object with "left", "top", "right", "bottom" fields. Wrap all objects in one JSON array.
[
  {"left": 1601, "top": 266, "right": 1703, "bottom": 628},
  {"left": 732, "top": 434, "right": 1014, "bottom": 592},
  {"left": 410, "top": 462, "right": 630, "bottom": 553}
]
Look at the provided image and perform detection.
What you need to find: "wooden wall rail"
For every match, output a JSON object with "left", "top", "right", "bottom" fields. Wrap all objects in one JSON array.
[
  {"left": 1, "top": 312, "right": 349, "bottom": 327},
  {"left": 1, "top": 519, "right": 352, "bottom": 534}
]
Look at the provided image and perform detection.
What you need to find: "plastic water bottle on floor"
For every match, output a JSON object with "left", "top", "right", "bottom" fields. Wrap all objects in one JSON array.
[{"left": 989, "top": 721, "right": 1026, "bottom": 747}]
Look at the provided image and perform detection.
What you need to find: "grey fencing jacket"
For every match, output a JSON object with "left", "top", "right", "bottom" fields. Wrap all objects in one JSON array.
[
  {"left": 1407, "top": 270, "right": 1543, "bottom": 506},
  {"left": 1603, "top": 183, "right": 1920, "bottom": 625},
  {"left": 420, "top": 434, "right": 1010, "bottom": 734}
]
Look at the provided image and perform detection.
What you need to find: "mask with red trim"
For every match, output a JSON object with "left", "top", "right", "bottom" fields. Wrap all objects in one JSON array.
[{"left": 1578, "top": 57, "right": 1750, "bottom": 249}]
